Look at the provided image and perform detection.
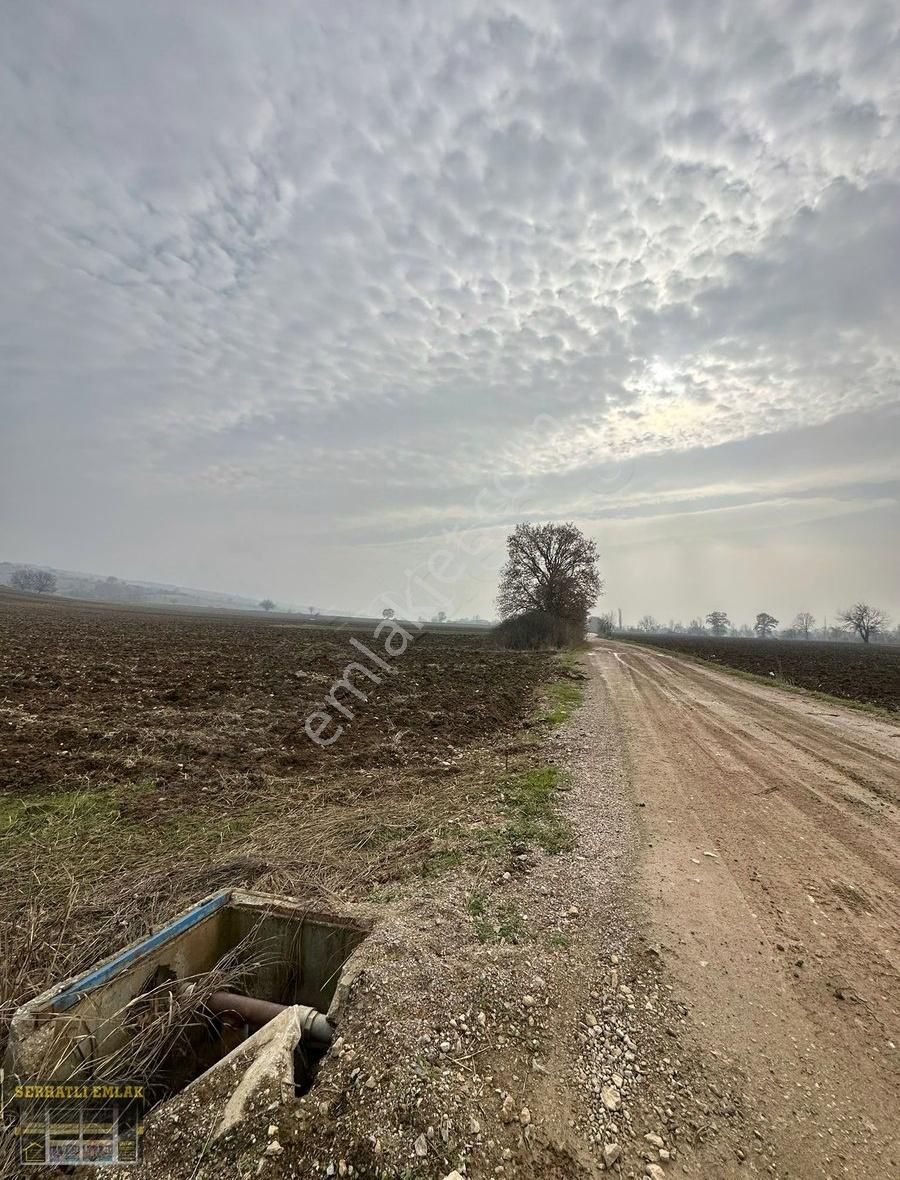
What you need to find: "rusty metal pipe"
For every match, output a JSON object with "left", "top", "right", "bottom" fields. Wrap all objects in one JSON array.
[
  {"left": 207, "top": 991, "right": 333, "bottom": 1045},
  {"left": 209, "top": 991, "right": 284, "bottom": 1026}
]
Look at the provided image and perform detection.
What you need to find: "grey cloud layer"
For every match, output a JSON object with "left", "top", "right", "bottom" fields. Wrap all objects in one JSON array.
[{"left": 1, "top": 0, "right": 898, "bottom": 616}]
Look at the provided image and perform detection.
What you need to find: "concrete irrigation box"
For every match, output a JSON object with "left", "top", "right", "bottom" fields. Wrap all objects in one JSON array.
[{"left": 5, "top": 889, "right": 370, "bottom": 1085}]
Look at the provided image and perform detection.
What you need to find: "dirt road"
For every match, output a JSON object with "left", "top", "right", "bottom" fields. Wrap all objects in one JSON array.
[{"left": 592, "top": 640, "right": 900, "bottom": 1177}]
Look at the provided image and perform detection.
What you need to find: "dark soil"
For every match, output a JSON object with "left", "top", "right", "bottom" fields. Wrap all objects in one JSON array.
[
  {"left": 0, "top": 594, "right": 557, "bottom": 1074},
  {"left": 0, "top": 594, "right": 548, "bottom": 796},
  {"left": 618, "top": 633, "right": 900, "bottom": 710}
]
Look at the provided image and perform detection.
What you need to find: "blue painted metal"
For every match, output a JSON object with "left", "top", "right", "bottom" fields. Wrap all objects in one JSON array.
[{"left": 50, "top": 891, "right": 231, "bottom": 1013}]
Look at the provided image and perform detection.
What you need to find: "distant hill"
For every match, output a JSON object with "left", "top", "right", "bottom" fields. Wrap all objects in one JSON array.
[
  {"left": 0, "top": 561, "right": 288, "bottom": 612},
  {"left": 0, "top": 562, "right": 493, "bottom": 629}
]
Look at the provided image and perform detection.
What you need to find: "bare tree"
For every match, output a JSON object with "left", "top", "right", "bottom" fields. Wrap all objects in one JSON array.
[
  {"left": 837, "top": 603, "right": 889, "bottom": 644},
  {"left": 637, "top": 614, "right": 658, "bottom": 633},
  {"left": 705, "top": 610, "right": 730, "bottom": 636},
  {"left": 259, "top": 598, "right": 275, "bottom": 611},
  {"left": 497, "top": 522, "right": 602, "bottom": 623},
  {"left": 754, "top": 612, "right": 778, "bottom": 638},
  {"left": 792, "top": 611, "right": 815, "bottom": 639},
  {"left": 10, "top": 567, "right": 57, "bottom": 594},
  {"left": 36, "top": 570, "right": 57, "bottom": 593},
  {"left": 688, "top": 617, "right": 705, "bottom": 635}
]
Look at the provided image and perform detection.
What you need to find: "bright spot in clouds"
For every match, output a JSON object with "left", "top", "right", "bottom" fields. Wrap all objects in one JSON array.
[{"left": 0, "top": 0, "right": 898, "bottom": 623}]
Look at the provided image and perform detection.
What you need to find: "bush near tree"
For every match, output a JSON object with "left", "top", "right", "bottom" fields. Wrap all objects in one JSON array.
[{"left": 494, "top": 522, "right": 602, "bottom": 649}]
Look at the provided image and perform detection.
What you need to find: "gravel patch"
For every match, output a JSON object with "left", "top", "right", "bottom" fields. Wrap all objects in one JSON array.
[{"left": 95, "top": 652, "right": 766, "bottom": 1180}]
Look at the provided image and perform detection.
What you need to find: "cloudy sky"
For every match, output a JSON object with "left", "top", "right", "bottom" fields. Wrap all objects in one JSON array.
[{"left": 2, "top": 0, "right": 898, "bottom": 625}]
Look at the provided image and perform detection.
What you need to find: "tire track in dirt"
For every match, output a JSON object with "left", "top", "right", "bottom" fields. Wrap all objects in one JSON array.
[
  {"left": 620, "top": 649, "right": 900, "bottom": 897},
  {"left": 621, "top": 658, "right": 900, "bottom": 1013},
  {"left": 630, "top": 646, "right": 900, "bottom": 799},
  {"left": 590, "top": 640, "right": 900, "bottom": 1179}
]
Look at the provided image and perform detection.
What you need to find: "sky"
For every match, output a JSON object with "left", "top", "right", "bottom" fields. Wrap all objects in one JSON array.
[{"left": 1, "top": 0, "right": 898, "bottom": 627}]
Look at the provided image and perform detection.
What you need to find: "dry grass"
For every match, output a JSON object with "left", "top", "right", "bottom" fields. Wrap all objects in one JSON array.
[
  {"left": 0, "top": 922, "right": 274, "bottom": 1180},
  {"left": 0, "top": 603, "right": 581, "bottom": 1178},
  {"left": 0, "top": 772, "right": 507, "bottom": 1177},
  {"left": 92, "top": 931, "right": 269, "bottom": 1089},
  {"left": 0, "top": 765, "right": 504, "bottom": 1062},
  {"left": 0, "top": 647, "right": 582, "bottom": 1056}
]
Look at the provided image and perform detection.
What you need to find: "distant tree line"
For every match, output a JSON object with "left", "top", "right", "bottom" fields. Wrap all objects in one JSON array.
[{"left": 612, "top": 602, "right": 896, "bottom": 644}]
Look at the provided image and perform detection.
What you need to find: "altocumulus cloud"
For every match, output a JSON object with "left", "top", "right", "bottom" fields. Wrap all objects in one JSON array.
[{"left": 0, "top": 0, "right": 898, "bottom": 622}]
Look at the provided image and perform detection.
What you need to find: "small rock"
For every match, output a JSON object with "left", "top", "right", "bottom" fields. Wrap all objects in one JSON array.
[
  {"left": 519, "top": 1107, "right": 531, "bottom": 1126},
  {"left": 522, "top": 995, "right": 536, "bottom": 1008},
  {"left": 585, "top": 1013, "right": 598, "bottom": 1027},
  {"left": 264, "top": 1140, "right": 283, "bottom": 1156},
  {"left": 414, "top": 1134, "right": 428, "bottom": 1157},
  {"left": 644, "top": 1133, "right": 664, "bottom": 1148},
  {"left": 603, "top": 1143, "right": 621, "bottom": 1168},
  {"left": 601, "top": 1085, "right": 622, "bottom": 1111},
  {"left": 646, "top": 1166, "right": 665, "bottom": 1180}
]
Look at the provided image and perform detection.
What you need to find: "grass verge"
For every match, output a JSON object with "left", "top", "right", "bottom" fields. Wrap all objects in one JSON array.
[
  {"left": 536, "top": 649, "right": 587, "bottom": 726},
  {"left": 501, "top": 765, "right": 574, "bottom": 854}
]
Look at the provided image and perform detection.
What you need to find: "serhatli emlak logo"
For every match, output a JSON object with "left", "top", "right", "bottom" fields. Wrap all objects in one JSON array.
[{"left": 4, "top": 1077, "right": 145, "bottom": 1167}]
